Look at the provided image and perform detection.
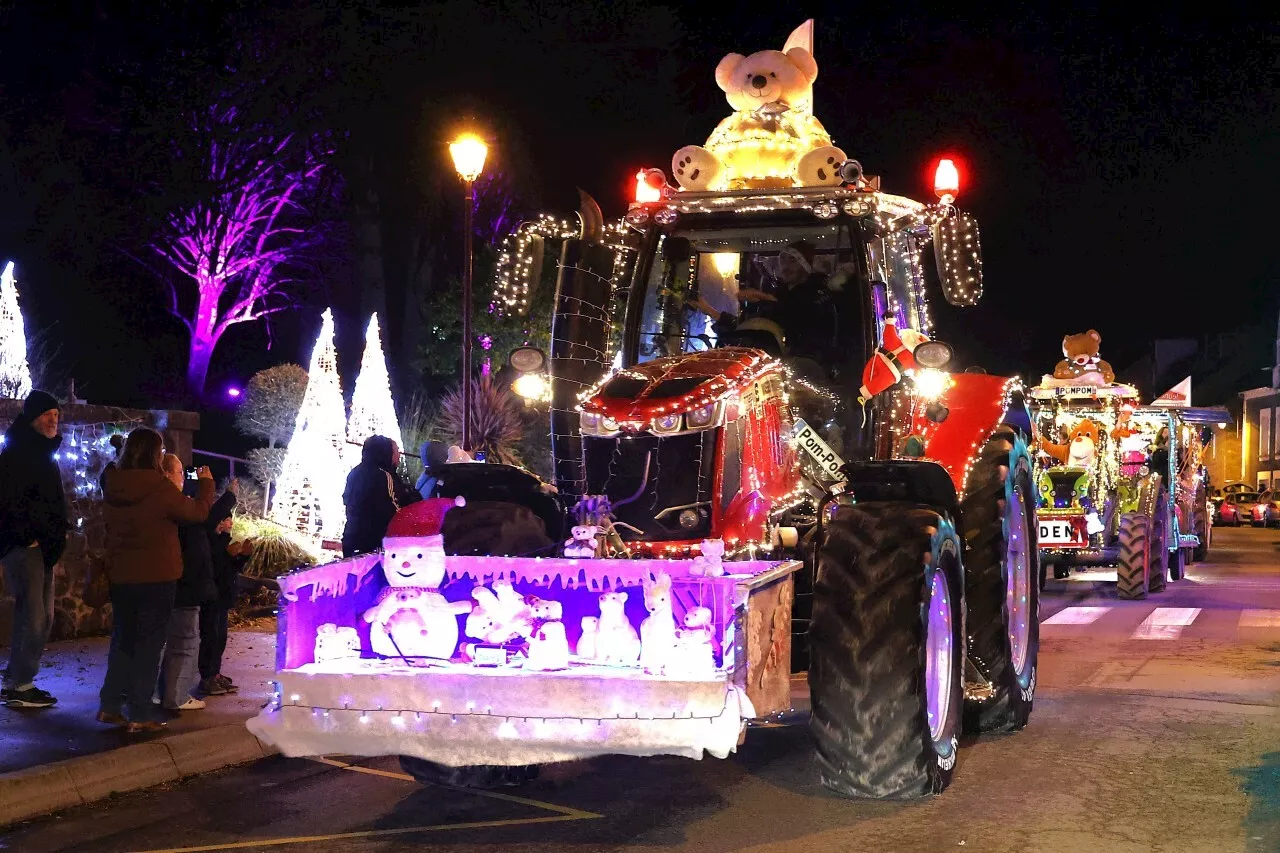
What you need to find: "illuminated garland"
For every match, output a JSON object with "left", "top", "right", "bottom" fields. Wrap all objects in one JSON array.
[{"left": 492, "top": 215, "right": 580, "bottom": 317}]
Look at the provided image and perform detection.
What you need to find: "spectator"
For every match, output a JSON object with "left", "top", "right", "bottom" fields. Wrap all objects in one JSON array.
[
  {"left": 0, "top": 390, "right": 69, "bottom": 708},
  {"left": 415, "top": 440, "right": 451, "bottom": 500},
  {"left": 199, "top": 507, "right": 251, "bottom": 696},
  {"left": 342, "top": 435, "right": 420, "bottom": 557},
  {"left": 99, "top": 428, "right": 213, "bottom": 733},
  {"left": 158, "top": 456, "right": 236, "bottom": 711}
]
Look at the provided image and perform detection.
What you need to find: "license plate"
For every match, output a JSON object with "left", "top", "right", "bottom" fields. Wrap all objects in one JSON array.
[
  {"left": 1039, "top": 517, "right": 1086, "bottom": 548},
  {"left": 793, "top": 419, "right": 844, "bottom": 482}
]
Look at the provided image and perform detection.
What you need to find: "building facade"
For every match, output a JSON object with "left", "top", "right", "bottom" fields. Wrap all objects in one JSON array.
[{"left": 1241, "top": 387, "right": 1280, "bottom": 491}]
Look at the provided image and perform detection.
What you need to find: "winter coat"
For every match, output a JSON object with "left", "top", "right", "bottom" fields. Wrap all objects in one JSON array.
[
  {"left": 102, "top": 468, "right": 214, "bottom": 585},
  {"left": 0, "top": 415, "right": 69, "bottom": 568},
  {"left": 415, "top": 440, "right": 450, "bottom": 499},
  {"left": 342, "top": 436, "right": 421, "bottom": 557},
  {"left": 175, "top": 489, "right": 236, "bottom": 607}
]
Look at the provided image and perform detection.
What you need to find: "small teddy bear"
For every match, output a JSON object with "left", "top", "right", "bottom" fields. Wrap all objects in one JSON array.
[
  {"left": 563, "top": 524, "right": 600, "bottom": 558},
  {"left": 1052, "top": 330, "right": 1115, "bottom": 385},
  {"left": 670, "top": 607, "right": 718, "bottom": 679},
  {"left": 672, "top": 25, "right": 846, "bottom": 191},
  {"left": 690, "top": 538, "right": 726, "bottom": 577}
]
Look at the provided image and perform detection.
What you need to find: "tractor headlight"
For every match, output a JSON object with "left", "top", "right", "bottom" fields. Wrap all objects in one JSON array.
[
  {"left": 652, "top": 413, "right": 683, "bottom": 435},
  {"left": 686, "top": 402, "right": 721, "bottom": 430},
  {"left": 580, "top": 411, "right": 619, "bottom": 436},
  {"left": 912, "top": 369, "right": 951, "bottom": 401}
]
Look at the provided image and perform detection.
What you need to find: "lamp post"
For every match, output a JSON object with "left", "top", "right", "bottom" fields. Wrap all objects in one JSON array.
[{"left": 449, "top": 133, "right": 488, "bottom": 452}]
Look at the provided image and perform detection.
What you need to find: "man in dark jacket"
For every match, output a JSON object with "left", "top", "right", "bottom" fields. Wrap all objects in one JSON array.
[
  {"left": 342, "top": 435, "right": 420, "bottom": 557},
  {"left": 158, "top": 457, "right": 237, "bottom": 710},
  {"left": 0, "top": 391, "right": 69, "bottom": 708}
]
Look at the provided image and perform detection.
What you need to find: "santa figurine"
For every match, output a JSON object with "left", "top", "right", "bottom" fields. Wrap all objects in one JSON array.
[
  {"left": 857, "top": 316, "right": 929, "bottom": 408},
  {"left": 362, "top": 496, "right": 470, "bottom": 660}
]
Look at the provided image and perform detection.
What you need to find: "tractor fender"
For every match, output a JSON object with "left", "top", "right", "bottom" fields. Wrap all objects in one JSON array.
[{"left": 900, "top": 373, "right": 1026, "bottom": 498}]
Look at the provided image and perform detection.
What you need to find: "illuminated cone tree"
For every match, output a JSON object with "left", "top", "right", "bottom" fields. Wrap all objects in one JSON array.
[
  {"left": 271, "top": 309, "right": 347, "bottom": 540},
  {"left": 0, "top": 262, "right": 33, "bottom": 400},
  {"left": 346, "top": 313, "right": 404, "bottom": 463}
]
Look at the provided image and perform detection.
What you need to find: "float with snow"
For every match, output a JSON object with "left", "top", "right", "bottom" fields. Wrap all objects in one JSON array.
[{"left": 247, "top": 498, "right": 799, "bottom": 767}]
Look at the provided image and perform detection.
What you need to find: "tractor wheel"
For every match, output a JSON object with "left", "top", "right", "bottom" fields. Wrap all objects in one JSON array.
[
  {"left": 809, "top": 502, "right": 964, "bottom": 799},
  {"left": 399, "top": 756, "right": 539, "bottom": 789},
  {"left": 1116, "top": 513, "right": 1150, "bottom": 600},
  {"left": 1193, "top": 510, "right": 1209, "bottom": 562},
  {"left": 1169, "top": 545, "right": 1187, "bottom": 581},
  {"left": 1147, "top": 489, "right": 1169, "bottom": 594},
  {"left": 960, "top": 427, "right": 1039, "bottom": 733}
]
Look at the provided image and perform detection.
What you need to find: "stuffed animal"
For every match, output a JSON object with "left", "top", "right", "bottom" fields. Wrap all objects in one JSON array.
[
  {"left": 563, "top": 524, "right": 600, "bottom": 558},
  {"left": 670, "top": 606, "right": 718, "bottom": 679},
  {"left": 1040, "top": 419, "right": 1104, "bottom": 469},
  {"left": 672, "top": 25, "right": 846, "bottom": 191},
  {"left": 576, "top": 616, "right": 599, "bottom": 660},
  {"left": 639, "top": 573, "right": 678, "bottom": 675},
  {"left": 1052, "top": 330, "right": 1115, "bottom": 385},
  {"left": 466, "top": 580, "right": 534, "bottom": 645},
  {"left": 690, "top": 538, "right": 726, "bottom": 577},
  {"left": 524, "top": 598, "right": 569, "bottom": 671},
  {"left": 594, "top": 592, "right": 641, "bottom": 665},
  {"left": 362, "top": 535, "right": 471, "bottom": 660}
]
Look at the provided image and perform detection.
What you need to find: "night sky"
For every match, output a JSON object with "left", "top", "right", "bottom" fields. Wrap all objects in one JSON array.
[{"left": 1, "top": 2, "right": 1276, "bottom": 415}]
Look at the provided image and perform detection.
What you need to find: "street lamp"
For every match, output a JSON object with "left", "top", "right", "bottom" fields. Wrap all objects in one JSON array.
[{"left": 449, "top": 133, "right": 488, "bottom": 452}]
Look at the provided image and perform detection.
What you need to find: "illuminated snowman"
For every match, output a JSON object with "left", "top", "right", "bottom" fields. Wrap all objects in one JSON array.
[{"left": 362, "top": 497, "right": 470, "bottom": 660}]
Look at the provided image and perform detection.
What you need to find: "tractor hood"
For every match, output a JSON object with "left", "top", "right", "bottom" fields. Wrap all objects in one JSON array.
[{"left": 581, "top": 347, "right": 781, "bottom": 429}]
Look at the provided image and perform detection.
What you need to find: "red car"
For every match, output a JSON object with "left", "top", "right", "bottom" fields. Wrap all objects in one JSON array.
[
  {"left": 1218, "top": 492, "right": 1260, "bottom": 527},
  {"left": 1251, "top": 491, "right": 1279, "bottom": 527}
]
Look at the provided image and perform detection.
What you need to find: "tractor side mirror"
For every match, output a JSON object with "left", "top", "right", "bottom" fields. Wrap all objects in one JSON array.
[{"left": 930, "top": 211, "right": 984, "bottom": 307}]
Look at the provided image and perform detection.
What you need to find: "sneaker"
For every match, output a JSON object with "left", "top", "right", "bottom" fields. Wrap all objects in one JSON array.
[
  {"left": 96, "top": 710, "right": 128, "bottom": 726},
  {"left": 165, "top": 697, "right": 206, "bottom": 711},
  {"left": 126, "top": 720, "right": 167, "bottom": 734},
  {"left": 216, "top": 674, "right": 238, "bottom": 691},
  {"left": 198, "top": 676, "right": 229, "bottom": 696},
  {"left": 5, "top": 686, "right": 57, "bottom": 708}
]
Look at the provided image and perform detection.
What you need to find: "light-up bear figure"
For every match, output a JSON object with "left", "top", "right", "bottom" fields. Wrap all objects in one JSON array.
[{"left": 363, "top": 528, "right": 471, "bottom": 660}]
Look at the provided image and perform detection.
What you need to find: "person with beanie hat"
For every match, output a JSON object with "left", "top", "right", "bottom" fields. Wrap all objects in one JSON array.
[
  {"left": 0, "top": 390, "right": 69, "bottom": 708},
  {"left": 342, "top": 435, "right": 421, "bottom": 558}
]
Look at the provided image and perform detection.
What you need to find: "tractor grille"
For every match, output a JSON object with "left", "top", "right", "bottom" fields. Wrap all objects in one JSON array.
[{"left": 583, "top": 431, "right": 719, "bottom": 541}]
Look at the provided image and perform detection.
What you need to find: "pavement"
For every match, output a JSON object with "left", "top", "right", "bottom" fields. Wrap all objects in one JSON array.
[
  {"left": 0, "top": 627, "right": 278, "bottom": 825},
  {"left": 2, "top": 528, "right": 1280, "bottom": 852}
]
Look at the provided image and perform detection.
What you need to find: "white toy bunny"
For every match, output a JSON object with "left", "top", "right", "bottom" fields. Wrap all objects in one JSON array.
[{"left": 639, "top": 572, "right": 678, "bottom": 675}]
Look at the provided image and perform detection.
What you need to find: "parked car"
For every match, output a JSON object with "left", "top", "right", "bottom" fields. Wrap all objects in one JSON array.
[
  {"left": 1218, "top": 492, "right": 1260, "bottom": 527},
  {"left": 1252, "top": 491, "right": 1280, "bottom": 527}
]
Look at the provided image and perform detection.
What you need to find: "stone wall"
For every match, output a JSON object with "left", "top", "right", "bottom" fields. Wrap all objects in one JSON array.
[{"left": 0, "top": 402, "right": 200, "bottom": 641}]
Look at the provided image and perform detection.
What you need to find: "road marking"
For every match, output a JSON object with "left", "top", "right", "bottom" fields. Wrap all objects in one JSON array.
[
  {"left": 1240, "top": 610, "right": 1280, "bottom": 628},
  {"left": 1043, "top": 606, "right": 1111, "bottom": 625},
  {"left": 130, "top": 757, "right": 603, "bottom": 853},
  {"left": 1131, "top": 607, "right": 1202, "bottom": 640}
]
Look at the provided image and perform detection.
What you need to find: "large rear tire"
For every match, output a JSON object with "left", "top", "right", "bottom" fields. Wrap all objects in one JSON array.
[
  {"left": 398, "top": 756, "right": 539, "bottom": 789},
  {"left": 960, "top": 428, "right": 1039, "bottom": 733},
  {"left": 1116, "top": 513, "right": 1150, "bottom": 600},
  {"left": 1147, "top": 485, "right": 1170, "bottom": 594},
  {"left": 1192, "top": 509, "right": 1209, "bottom": 562},
  {"left": 809, "top": 502, "right": 964, "bottom": 799}
]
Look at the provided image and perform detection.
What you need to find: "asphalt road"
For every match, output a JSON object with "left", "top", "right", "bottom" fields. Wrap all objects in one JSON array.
[{"left": 5, "top": 527, "right": 1280, "bottom": 853}]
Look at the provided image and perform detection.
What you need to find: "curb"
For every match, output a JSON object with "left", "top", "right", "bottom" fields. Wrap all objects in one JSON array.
[{"left": 0, "top": 724, "right": 279, "bottom": 827}]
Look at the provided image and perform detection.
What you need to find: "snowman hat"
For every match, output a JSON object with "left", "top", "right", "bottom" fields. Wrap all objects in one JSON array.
[{"left": 384, "top": 495, "right": 465, "bottom": 539}]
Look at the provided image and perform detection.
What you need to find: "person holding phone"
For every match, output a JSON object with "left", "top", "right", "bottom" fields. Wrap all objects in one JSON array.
[{"left": 98, "top": 429, "right": 214, "bottom": 733}]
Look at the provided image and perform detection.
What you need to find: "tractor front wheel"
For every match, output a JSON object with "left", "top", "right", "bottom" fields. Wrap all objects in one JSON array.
[
  {"left": 1193, "top": 509, "right": 1209, "bottom": 562},
  {"left": 1116, "top": 513, "right": 1151, "bottom": 600},
  {"left": 809, "top": 502, "right": 964, "bottom": 799}
]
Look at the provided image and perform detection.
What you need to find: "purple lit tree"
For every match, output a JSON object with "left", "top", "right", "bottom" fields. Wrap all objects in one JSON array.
[{"left": 149, "top": 104, "right": 334, "bottom": 396}]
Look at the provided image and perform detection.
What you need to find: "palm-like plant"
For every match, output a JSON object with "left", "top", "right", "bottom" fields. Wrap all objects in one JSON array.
[{"left": 438, "top": 376, "right": 525, "bottom": 466}]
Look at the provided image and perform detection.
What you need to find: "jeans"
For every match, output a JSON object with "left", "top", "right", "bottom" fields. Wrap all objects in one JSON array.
[
  {"left": 99, "top": 581, "right": 175, "bottom": 722},
  {"left": 159, "top": 606, "right": 200, "bottom": 707},
  {"left": 1, "top": 546, "right": 54, "bottom": 690},
  {"left": 199, "top": 603, "right": 229, "bottom": 680}
]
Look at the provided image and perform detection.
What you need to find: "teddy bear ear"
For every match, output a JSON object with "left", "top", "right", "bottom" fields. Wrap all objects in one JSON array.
[
  {"left": 1087, "top": 329, "right": 1101, "bottom": 343},
  {"left": 786, "top": 47, "right": 818, "bottom": 83},
  {"left": 715, "top": 53, "right": 745, "bottom": 91}
]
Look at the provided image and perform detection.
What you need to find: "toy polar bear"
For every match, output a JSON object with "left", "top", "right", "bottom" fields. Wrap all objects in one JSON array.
[{"left": 672, "top": 25, "right": 846, "bottom": 191}]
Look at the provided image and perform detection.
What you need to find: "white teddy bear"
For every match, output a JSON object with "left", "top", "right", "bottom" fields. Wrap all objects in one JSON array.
[
  {"left": 672, "top": 26, "right": 846, "bottom": 191},
  {"left": 563, "top": 524, "right": 600, "bottom": 558},
  {"left": 690, "top": 538, "right": 726, "bottom": 577}
]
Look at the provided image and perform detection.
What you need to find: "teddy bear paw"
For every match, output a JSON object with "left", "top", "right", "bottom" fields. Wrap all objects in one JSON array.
[
  {"left": 672, "top": 146, "right": 723, "bottom": 191},
  {"left": 795, "top": 146, "right": 848, "bottom": 186}
]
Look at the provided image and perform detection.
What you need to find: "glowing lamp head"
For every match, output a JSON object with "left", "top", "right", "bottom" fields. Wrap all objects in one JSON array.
[
  {"left": 512, "top": 372, "right": 548, "bottom": 402},
  {"left": 635, "top": 169, "right": 666, "bottom": 203},
  {"left": 226, "top": 386, "right": 242, "bottom": 399},
  {"left": 912, "top": 368, "right": 951, "bottom": 401},
  {"left": 449, "top": 134, "right": 488, "bottom": 182},
  {"left": 934, "top": 159, "right": 960, "bottom": 202}
]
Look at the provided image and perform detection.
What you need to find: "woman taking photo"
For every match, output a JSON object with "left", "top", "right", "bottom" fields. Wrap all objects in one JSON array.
[{"left": 98, "top": 427, "right": 214, "bottom": 732}]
